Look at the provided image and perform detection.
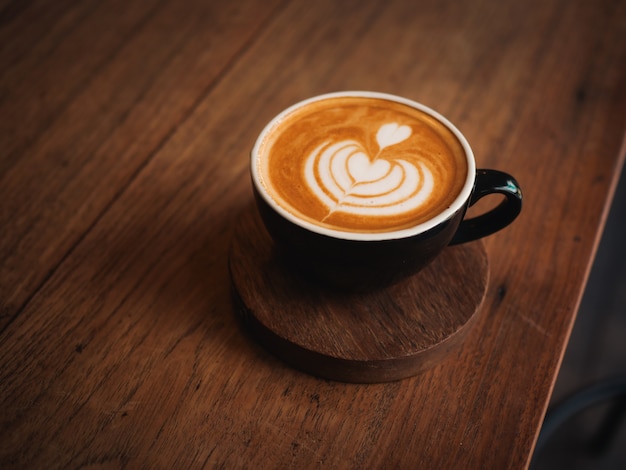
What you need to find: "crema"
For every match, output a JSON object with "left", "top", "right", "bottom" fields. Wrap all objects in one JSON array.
[{"left": 256, "top": 96, "right": 468, "bottom": 233}]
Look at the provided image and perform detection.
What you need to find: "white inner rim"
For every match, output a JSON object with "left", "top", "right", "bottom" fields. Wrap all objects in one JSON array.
[{"left": 251, "top": 91, "right": 476, "bottom": 241}]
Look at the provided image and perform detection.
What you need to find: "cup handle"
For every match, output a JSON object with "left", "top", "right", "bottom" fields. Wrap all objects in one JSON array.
[{"left": 449, "top": 169, "right": 522, "bottom": 245}]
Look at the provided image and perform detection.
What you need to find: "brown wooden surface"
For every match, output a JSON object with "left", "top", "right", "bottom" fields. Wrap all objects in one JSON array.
[
  {"left": 1, "top": 0, "right": 625, "bottom": 468},
  {"left": 230, "top": 206, "right": 488, "bottom": 383}
]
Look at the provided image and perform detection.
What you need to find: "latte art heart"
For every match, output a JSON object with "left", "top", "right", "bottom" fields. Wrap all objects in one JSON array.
[
  {"left": 304, "top": 124, "right": 434, "bottom": 219},
  {"left": 257, "top": 95, "right": 469, "bottom": 233},
  {"left": 346, "top": 153, "right": 390, "bottom": 183}
]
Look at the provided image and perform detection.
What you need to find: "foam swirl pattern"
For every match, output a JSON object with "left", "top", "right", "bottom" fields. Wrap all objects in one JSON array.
[
  {"left": 304, "top": 123, "right": 434, "bottom": 219},
  {"left": 256, "top": 95, "right": 469, "bottom": 234}
]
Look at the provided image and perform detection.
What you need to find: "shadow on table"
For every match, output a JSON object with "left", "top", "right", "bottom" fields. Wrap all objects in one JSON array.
[{"left": 531, "top": 164, "right": 626, "bottom": 469}]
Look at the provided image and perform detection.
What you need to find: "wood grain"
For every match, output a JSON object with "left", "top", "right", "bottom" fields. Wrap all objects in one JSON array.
[
  {"left": 230, "top": 206, "right": 488, "bottom": 383},
  {"left": 0, "top": 0, "right": 625, "bottom": 468},
  {"left": 0, "top": 0, "right": 284, "bottom": 329}
]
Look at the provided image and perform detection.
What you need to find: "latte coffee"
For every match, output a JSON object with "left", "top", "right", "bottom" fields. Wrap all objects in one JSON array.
[{"left": 254, "top": 93, "right": 470, "bottom": 234}]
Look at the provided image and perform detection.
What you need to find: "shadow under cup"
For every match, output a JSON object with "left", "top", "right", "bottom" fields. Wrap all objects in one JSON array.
[{"left": 251, "top": 92, "right": 523, "bottom": 291}]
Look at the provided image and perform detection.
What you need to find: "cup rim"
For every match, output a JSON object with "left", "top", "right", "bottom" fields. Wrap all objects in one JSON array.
[{"left": 250, "top": 91, "right": 476, "bottom": 241}]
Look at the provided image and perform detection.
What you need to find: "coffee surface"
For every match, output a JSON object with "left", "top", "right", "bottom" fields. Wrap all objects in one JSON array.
[{"left": 257, "top": 96, "right": 468, "bottom": 233}]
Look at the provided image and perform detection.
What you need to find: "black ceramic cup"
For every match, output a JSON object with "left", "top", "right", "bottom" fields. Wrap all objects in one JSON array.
[{"left": 250, "top": 92, "right": 522, "bottom": 290}]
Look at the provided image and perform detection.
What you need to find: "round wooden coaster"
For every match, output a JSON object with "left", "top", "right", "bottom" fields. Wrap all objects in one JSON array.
[{"left": 229, "top": 206, "right": 489, "bottom": 383}]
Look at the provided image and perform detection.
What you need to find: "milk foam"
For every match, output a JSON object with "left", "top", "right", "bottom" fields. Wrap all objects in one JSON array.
[
  {"left": 255, "top": 93, "right": 471, "bottom": 235},
  {"left": 304, "top": 123, "right": 435, "bottom": 218}
]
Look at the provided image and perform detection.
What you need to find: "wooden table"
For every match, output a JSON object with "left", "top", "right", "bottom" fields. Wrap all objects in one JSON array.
[{"left": 1, "top": 0, "right": 625, "bottom": 468}]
